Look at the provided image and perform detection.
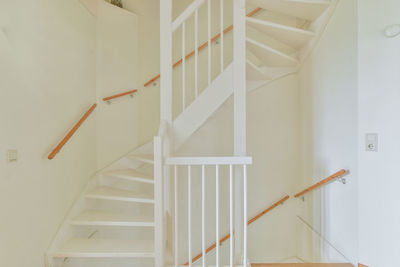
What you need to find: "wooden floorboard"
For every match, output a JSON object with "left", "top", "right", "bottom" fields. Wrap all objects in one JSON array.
[{"left": 252, "top": 264, "right": 354, "bottom": 267}]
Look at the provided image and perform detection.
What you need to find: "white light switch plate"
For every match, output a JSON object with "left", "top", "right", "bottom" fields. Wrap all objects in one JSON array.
[
  {"left": 366, "top": 133, "right": 378, "bottom": 152},
  {"left": 7, "top": 149, "right": 18, "bottom": 163}
]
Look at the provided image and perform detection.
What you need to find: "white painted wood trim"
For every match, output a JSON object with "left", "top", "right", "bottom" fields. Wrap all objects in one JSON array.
[
  {"left": 246, "top": 37, "right": 299, "bottom": 64},
  {"left": 165, "top": 157, "right": 252, "bottom": 165},
  {"left": 172, "top": 0, "right": 206, "bottom": 32},
  {"left": 246, "top": 17, "right": 315, "bottom": 37}
]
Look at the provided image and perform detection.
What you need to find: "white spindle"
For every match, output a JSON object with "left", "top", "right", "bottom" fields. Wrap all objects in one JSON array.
[
  {"left": 220, "top": 0, "right": 224, "bottom": 73},
  {"left": 174, "top": 165, "right": 178, "bottom": 267},
  {"left": 201, "top": 165, "right": 206, "bottom": 267},
  {"left": 243, "top": 165, "right": 247, "bottom": 267},
  {"left": 207, "top": 0, "right": 211, "bottom": 85},
  {"left": 195, "top": 9, "right": 199, "bottom": 98},
  {"left": 229, "top": 164, "right": 233, "bottom": 267},
  {"left": 216, "top": 165, "right": 220, "bottom": 267},
  {"left": 188, "top": 165, "right": 192, "bottom": 267},
  {"left": 182, "top": 22, "right": 186, "bottom": 111}
]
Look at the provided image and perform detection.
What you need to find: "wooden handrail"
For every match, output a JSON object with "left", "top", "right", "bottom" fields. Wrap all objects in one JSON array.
[
  {"left": 48, "top": 104, "right": 97, "bottom": 160},
  {"left": 143, "top": 7, "right": 263, "bottom": 87},
  {"left": 294, "top": 169, "right": 348, "bottom": 198},
  {"left": 184, "top": 195, "right": 290, "bottom": 265},
  {"left": 102, "top": 90, "right": 138, "bottom": 102}
]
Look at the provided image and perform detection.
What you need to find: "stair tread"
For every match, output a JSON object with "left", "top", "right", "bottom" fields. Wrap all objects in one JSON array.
[
  {"left": 126, "top": 154, "right": 154, "bottom": 164},
  {"left": 247, "top": 0, "right": 330, "bottom": 21},
  {"left": 70, "top": 210, "right": 154, "bottom": 226},
  {"left": 247, "top": 37, "right": 299, "bottom": 67},
  {"left": 247, "top": 17, "right": 315, "bottom": 49},
  {"left": 247, "top": 59, "right": 271, "bottom": 80},
  {"left": 86, "top": 186, "right": 154, "bottom": 203},
  {"left": 103, "top": 169, "right": 154, "bottom": 184},
  {"left": 51, "top": 238, "right": 154, "bottom": 258}
]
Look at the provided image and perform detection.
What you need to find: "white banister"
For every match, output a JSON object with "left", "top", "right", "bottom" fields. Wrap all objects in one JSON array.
[
  {"left": 166, "top": 157, "right": 251, "bottom": 266},
  {"left": 172, "top": 0, "right": 205, "bottom": 32},
  {"left": 174, "top": 165, "right": 178, "bottom": 267},
  {"left": 207, "top": 0, "right": 211, "bottom": 85},
  {"left": 195, "top": 9, "right": 199, "bottom": 98},
  {"left": 166, "top": 157, "right": 252, "bottom": 165},
  {"left": 182, "top": 22, "right": 186, "bottom": 111},
  {"left": 243, "top": 164, "right": 248, "bottom": 267},
  {"left": 229, "top": 164, "right": 233, "bottom": 267},
  {"left": 216, "top": 165, "right": 220, "bottom": 267},
  {"left": 188, "top": 165, "right": 192, "bottom": 267},
  {"left": 220, "top": 0, "right": 224, "bottom": 73},
  {"left": 201, "top": 164, "right": 206, "bottom": 267},
  {"left": 154, "top": 136, "right": 164, "bottom": 267}
]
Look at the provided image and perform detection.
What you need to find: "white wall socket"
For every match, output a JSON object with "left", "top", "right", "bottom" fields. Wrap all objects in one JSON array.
[{"left": 366, "top": 133, "right": 378, "bottom": 152}]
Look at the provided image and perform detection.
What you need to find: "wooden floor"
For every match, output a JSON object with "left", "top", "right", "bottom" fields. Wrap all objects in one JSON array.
[{"left": 252, "top": 264, "right": 354, "bottom": 267}]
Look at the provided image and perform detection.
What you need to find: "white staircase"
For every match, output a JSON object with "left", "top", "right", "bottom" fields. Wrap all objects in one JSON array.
[{"left": 46, "top": 0, "right": 338, "bottom": 266}]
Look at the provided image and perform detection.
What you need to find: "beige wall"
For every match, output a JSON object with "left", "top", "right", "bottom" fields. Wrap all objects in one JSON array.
[
  {"left": 358, "top": 0, "right": 400, "bottom": 266},
  {"left": 0, "top": 1, "right": 96, "bottom": 267},
  {"left": 297, "top": 0, "right": 358, "bottom": 263},
  {"left": 95, "top": 0, "right": 140, "bottom": 169}
]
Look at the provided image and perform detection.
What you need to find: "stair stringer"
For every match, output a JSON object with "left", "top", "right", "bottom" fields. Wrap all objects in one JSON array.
[{"left": 173, "top": 63, "right": 234, "bottom": 150}]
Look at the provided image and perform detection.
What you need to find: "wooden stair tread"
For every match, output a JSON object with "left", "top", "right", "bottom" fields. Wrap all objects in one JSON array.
[
  {"left": 70, "top": 210, "right": 154, "bottom": 227},
  {"left": 86, "top": 186, "right": 154, "bottom": 204},
  {"left": 51, "top": 238, "right": 154, "bottom": 258}
]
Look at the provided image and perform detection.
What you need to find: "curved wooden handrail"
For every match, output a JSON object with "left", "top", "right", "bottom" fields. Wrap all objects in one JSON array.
[
  {"left": 48, "top": 104, "right": 97, "bottom": 160},
  {"left": 184, "top": 195, "right": 290, "bottom": 265},
  {"left": 102, "top": 89, "right": 138, "bottom": 102},
  {"left": 294, "top": 169, "right": 348, "bottom": 198},
  {"left": 143, "top": 7, "right": 263, "bottom": 87}
]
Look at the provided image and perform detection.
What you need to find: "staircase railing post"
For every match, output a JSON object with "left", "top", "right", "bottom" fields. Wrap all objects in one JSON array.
[{"left": 233, "top": 0, "right": 247, "bottom": 264}]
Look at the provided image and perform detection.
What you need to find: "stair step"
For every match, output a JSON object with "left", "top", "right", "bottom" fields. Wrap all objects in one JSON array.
[
  {"left": 247, "top": 37, "right": 299, "bottom": 67},
  {"left": 103, "top": 169, "right": 154, "bottom": 184},
  {"left": 126, "top": 154, "right": 154, "bottom": 164},
  {"left": 247, "top": 0, "right": 330, "bottom": 21},
  {"left": 247, "top": 17, "right": 315, "bottom": 49},
  {"left": 51, "top": 238, "right": 154, "bottom": 258},
  {"left": 247, "top": 59, "right": 271, "bottom": 80},
  {"left": 86, "top": 186, "right": 154, "bottom": 204},
  {"left": 253, "top": 264, "right": 354, "bottom": 267},
  {"left": 70, "top": 211, "right": 154, "bottom": 227}
]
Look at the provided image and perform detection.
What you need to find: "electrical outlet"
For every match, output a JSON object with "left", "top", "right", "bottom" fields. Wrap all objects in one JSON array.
[
  {"left": 6, "top": 149, "right": 18, "bottom": 163},
  {"left": 366, "top": 133, "right": 378, "bottom": 152}
]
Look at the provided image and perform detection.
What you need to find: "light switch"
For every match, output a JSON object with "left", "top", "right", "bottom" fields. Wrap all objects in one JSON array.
[
  {"left": 366, "top": 133, "right": 378, "bottom": 152},
  {"left": 6, "top": 149, "right": 18, "bottom": 163}
]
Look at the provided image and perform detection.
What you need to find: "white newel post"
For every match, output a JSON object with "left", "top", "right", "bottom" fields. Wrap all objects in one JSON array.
[
  {"left": 233, "top": 0, "right": 247, "bottom": 264},
  {"left": 157, "top": 1, "right": 173, "bottom": 267}
]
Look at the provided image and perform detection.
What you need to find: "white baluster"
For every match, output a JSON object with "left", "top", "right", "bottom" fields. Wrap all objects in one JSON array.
[
  {"left": 208, "top": 0, "right": 211, "bottom": 85},
  {"left": 195, "top": 9, "right": 199, "bottom": 98},
  {"left": 216, "top": 164, "right": 220, "bottom": 267},
  {"left": 243, "top": 165, "right": 247, "bottom": 267},
  {"left": 188, "top": 165, "right": 192, "bottom": 267},
  {"left": 220, "top": 0, "right": 224, "bottom": 73},
  {"left": 202, "top": 164, "right": 206, "bottom": 267},
  {"left": 229, "top": 164, "right": 233, "bottom": 267},
  {"left": 174, "top": 165, "right": 178, "bottom": 267},
  {"left": 182, "top": 22, "right": 186, "bottom": 111}
]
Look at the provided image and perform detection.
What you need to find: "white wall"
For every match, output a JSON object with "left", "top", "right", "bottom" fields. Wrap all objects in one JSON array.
[
  {"left": 0, "top": 1, "right": 96, "bottom": 267},
  {"left": 358, "top": 0, "right": 400, "bottom": 266},
  {"left": 95, "top": 0, "right": 140, "bottom": 169},
  {"left": 175, "top": 74, "right": 301, "bottom": 263},
  {"left": 297, "top": 0, "right": 358, "bottom": 263}
]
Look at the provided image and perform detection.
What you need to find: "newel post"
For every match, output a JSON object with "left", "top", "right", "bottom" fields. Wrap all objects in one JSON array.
[{"left": 233, "top": 0, "right": 247, "bottom": 264}]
